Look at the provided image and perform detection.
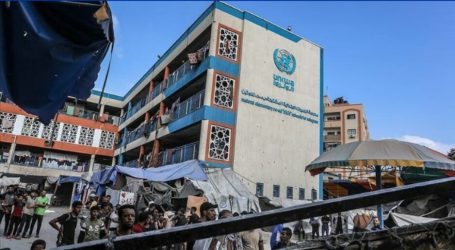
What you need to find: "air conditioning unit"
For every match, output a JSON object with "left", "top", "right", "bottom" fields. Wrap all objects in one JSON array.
[{"left": 349, "top": 135, "right": 355, "bottom": 139}]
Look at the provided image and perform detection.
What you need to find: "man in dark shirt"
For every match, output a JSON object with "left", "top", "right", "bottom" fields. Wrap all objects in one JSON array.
[
  {"left": 49, "top": 201, "right": 82, "bottom": 246},
  {"left": 273, "top": 227, "right": 296, "bottom": 250}
]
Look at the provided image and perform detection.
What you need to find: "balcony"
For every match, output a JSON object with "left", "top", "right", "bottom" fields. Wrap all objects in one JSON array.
[
  {"left": 172, "top": 90, "right": 205, "bottom": 121},
  {"left": 324, "top": 134, "right": 341, "bottom": 141},
  {"left": 124, "top": 159, "right": 139, "bottom": 168},
  {"left": 120, "top": 43, "right": 209, "bottom": 125},
  {"left": 156, "top": 141, "right": 199, "bottom": 167},
  {"left": 59, "top": 109, "right": 120, "bottom": 125},
  {"left": 12, "top": 155, "right": 88, "bottom": 172}
]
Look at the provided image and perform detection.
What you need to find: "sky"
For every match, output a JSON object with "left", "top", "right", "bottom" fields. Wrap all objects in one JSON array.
[{"left": 95, "top": 1, "right": 455, "bottom": 154}]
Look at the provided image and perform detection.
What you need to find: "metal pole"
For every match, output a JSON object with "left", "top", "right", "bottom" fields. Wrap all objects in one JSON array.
[
  {"left": 375, "top": 165, "right": 383, "bottom": 228},
  {"left": 70, "top": 182, "right": 76, "bottom": 209},
  {"left": 56, "top": 177, "right": 455, "bottom": 250}
]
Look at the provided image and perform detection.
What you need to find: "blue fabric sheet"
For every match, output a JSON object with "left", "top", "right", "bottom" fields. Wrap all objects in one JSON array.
[
  {"left": 90, "top": 160, "right": 208, "bottom": 194},
  {"left": 58, "top": 176, "right": 81, "bottom": 184},
  {"left": 0, "top": 1, "right": 113, "bottom": 123}
]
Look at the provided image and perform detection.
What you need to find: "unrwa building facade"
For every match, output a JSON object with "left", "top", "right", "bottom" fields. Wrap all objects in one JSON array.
[{"left": 114, "top": 2, "right": 323, "bottom": 200}]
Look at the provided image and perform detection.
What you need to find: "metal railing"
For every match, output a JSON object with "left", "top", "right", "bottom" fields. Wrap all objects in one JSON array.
[
  {"left": 172, "top": 90, "right": 204, "bottom": 121},
  {"left": 157, "top": 141, "right": 199, "bottom": 167},
  {"left": 59, "top": 109, "right": 120, "bottom": 125},
  {"left": 57, "top": 177, "right": 455, "bottom": 250},
  {"left": 124, "top": 159, "right": 139, "bottom": 168},
  {"left": 120, "top": 42, "right": 210, "bottom": 125}
]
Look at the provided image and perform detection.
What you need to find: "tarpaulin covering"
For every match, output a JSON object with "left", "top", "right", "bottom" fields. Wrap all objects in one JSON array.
[
  {"left": 390, "top": 212, "right": 437, "bottom": 227},
  {"left": 0, "top": 1, "right": 114, "bottom": 123},
  {"left": 1, "top": 173, "right": 46, "bottom": 184},
  {"left": 90, "top": 160, "right": 208, "bottom": 195},
  {"left": 191, "top": 168, "right": 261, "bottom": 214},
  {"left": 58, "top": 176, "right": 81, "bottom": 184},
  {"left": 0, "top": 177, "right": 20, "bottom": 186},
  {"left": 306, "top": 140, "right": 455, "bottom": 175}
]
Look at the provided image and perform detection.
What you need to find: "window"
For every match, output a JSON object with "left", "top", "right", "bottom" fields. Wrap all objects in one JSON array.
[
  {"left": 286, "top": 187, "right": 293, "bottom": 199},
  {"left": 347, "top": 114, "right": 356, "bottom": 119},
  {"left": 256, "top": 183, "right": 264, "bottom": 197},
  {"left": 273, "top": 185, "right": 280, "bottom": 198},
  {"left": 311, "top": 188, "right": 318, "bottom": 200},
  {"left": 299, "top": 188, "right": 305, "bottom": 200},
  {"left": 347, "top": 129, "right": 356, "bottom": 138}
]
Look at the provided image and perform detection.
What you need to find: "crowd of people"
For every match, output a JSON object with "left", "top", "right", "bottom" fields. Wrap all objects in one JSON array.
[
  {"left": 0, "top": 185, "right": 49, "bottom": 250},
  {"left": 1, "top": 185, "right": 382, "bottom": 250}
]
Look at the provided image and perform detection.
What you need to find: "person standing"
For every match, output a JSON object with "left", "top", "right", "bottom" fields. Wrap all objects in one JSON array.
[
  {"left": 309, "top": 217, "right": 320, "bottom": 239},
  {"left": 240, "top": 227, "right": 264, "bottom": 250},
  {"left": 111, "top": 204, "right": 135, "bottom": 237},
  {"left": 30, "top": 239, "right": 46, "bottom": 250},
  {"left": 272, "top": 227, "right": 296, "bottom": 250},
  {"left": 321, "top": 215, "right": 330, "bottom": 237},
  {"left": 293, "top": 220, "right": 305, "bottom": 241},
  {"left": 78, "top": 206, "right": 106, "bottom": 242},
  {"left": 335, "top": 213, "right": 343, "bottom": 235},
  {"left": 108, "top": 205, "right": 119, "bottom": 233},
  {"left": 132, "top": 212, "right": 150, "bottom": 233},
  {"left": 49, "top": 201, "right": 83, "bottom": 246},
  {"left": 193, "top": 202, "right": 219, "bottom": 250},
  {"left": 18, "top": 192, "right": 36, "bottom": 239},
  {"left": 2, "top": 186, "right": 15, "bottom": 236},
  {"left": 6, "top": 194, "right": 24, "bottom": 239},
  {"left": 28, "top": 191, "right": 49, "bottom": 238}
]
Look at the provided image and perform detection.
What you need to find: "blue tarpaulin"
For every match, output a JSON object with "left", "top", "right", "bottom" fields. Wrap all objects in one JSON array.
[
  {"left": 0, "top": 1, "right": 114, "bottom": 123},
  {"left": 90, "top": 160, "right": 209, "bottom": 195},
  {"left": 58, "top": 176, "right": 82, "bottom": 184}
]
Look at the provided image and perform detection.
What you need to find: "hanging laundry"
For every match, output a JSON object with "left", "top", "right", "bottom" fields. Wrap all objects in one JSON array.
[
  {"left": 1, "top": 118, "right": 14, "bottom": 129},
  {"left": 187, "top": 52, "right": 198, "bottom": 65}
]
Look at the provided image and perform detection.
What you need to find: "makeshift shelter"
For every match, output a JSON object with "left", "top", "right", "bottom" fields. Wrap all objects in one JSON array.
[
  {"left": 90, "top": 160, "right": 208, "bottom": 196},
  {"left": 0, "top": 176, "right": 20, "bottom": 187},
  {"left": 306, "top": 139, "right": 455, "bottom": 228},
  {"left": 191, "top": 168, "right": 261, "bottom": 214}
]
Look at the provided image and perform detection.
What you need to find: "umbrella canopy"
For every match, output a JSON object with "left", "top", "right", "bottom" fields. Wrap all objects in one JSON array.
[{"left": 306, "top": 139, "right": 455, "bottom": 176}]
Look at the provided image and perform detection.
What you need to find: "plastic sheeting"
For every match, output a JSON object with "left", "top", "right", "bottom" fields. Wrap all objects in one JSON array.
[
  {"left": 0, "top": 177, "right": 20, "bottom": 186},
  {"left": 0, "top": 1, "right": 114, "bottom": 123},
  {"left": 390, "top": 212, "right": 437, "bottom": 227},
  {"left": 90, "top": 160, "right": 208, "bottom": 196},
  {"left": 191, "top": 168, "right": 261, "bottom": 214},
  {"left": 58, "top": 176, "right": 81, "bottom": 184}
]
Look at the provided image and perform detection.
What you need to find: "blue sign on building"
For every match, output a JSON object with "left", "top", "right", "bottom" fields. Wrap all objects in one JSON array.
[{"left": 273, "top": 49, "right": 296, "bottom": 75}]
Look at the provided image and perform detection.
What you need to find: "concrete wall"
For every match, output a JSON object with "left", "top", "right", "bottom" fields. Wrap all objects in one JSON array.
[{"left": 213, "top": 12, "right": 322, "bottom": 200}]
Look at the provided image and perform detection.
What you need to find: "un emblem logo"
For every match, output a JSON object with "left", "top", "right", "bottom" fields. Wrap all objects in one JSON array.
[{"left": 273, "top": 49, "right": 296, "bottom": 75}]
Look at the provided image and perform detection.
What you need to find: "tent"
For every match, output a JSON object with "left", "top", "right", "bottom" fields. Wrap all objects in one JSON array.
[{"left": 191, "top": 168, "right": 261, "bottom": 214}]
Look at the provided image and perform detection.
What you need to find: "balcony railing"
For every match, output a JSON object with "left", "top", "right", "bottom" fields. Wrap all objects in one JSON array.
[
  {"left": 172, "top": 90, "right": 204, "bottom": 121},
  {"left": 124, "top": 159, "right": 139, "bottom": 168},
  {"left": 12, "top": 156, "right": 88, "bottom": 172},
  {"left": 120, "top": 42, "right": 209, "bottom": 125},
  {"left": 59, "top": 109, "right": 120, "bottom": 125},
  {"left": 324, "top": 134, "right": 341, "bottom": 141},
  {"left": 156, "top": 141, "right": 199, "bottom": 167},
  {"left": 120, "top": 91, "right": 204, "bottom": 148}
]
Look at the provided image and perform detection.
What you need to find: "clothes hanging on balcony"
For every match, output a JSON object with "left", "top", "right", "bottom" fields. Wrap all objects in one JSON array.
[
  {"left": 160, "top": 113, "right": 172, "bottom": 125},
  {"left": 188, "top": 53, "right": 198, "bottom": 65},
  {"left": 1, "top": 118, "right": 13, "bottom": 129}
]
